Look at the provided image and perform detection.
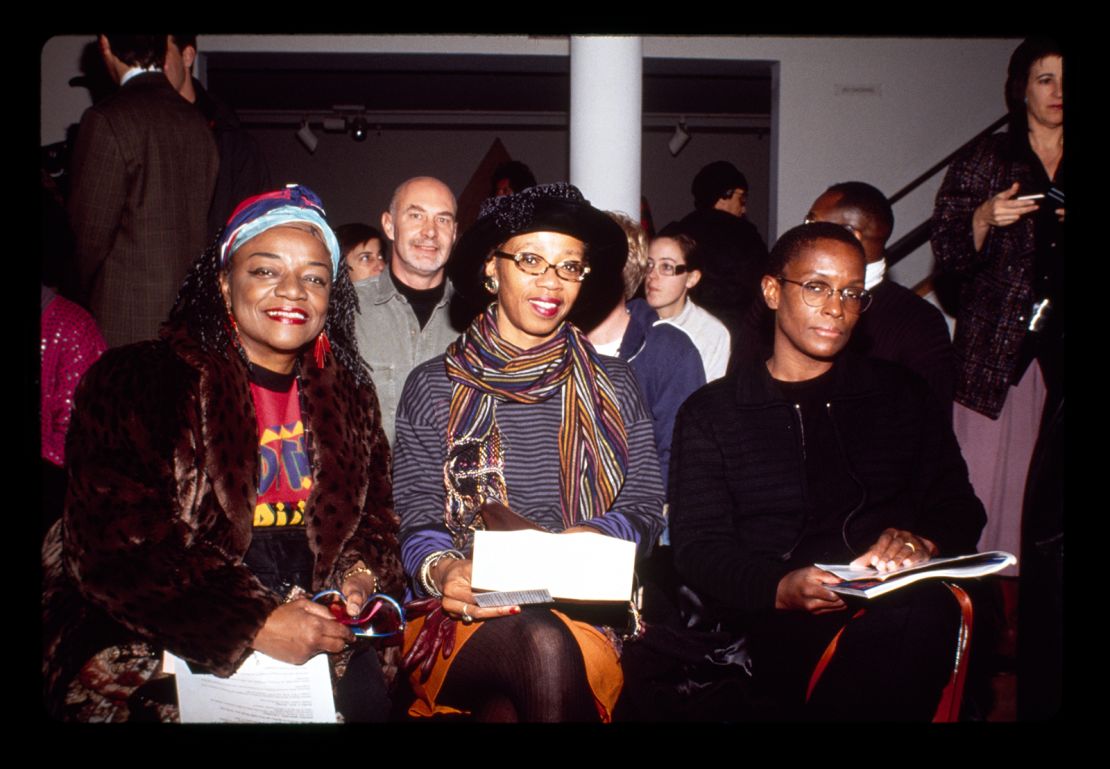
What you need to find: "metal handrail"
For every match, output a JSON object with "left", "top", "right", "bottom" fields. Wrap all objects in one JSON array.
[
  {"left": 886, "top": 220, "right": 933, "bottom": 267},
  {"left": 888, "top": 114, "right": 1008, "bottom": 205},
  {"left": 885, "top": 114, "right": 1009, "bottom": 270}
]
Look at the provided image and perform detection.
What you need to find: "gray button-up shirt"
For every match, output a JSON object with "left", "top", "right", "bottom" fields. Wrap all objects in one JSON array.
[{"left": 354, "top": 272, "right": 461, "bottom": 445}]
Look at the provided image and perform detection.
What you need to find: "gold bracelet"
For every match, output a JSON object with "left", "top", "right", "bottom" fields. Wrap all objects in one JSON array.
[{"left": 341, "top": 564, "right": 379, "bottom": 594}]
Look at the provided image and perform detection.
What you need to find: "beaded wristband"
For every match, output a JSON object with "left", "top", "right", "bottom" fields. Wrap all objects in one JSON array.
[{"left": 418, "top": 549, "right": 465, "bottom": 598}]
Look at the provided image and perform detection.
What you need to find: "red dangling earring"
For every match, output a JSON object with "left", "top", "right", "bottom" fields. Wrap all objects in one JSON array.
[{"left": 313, "top": 331, "right": 331, "bottom": 369}]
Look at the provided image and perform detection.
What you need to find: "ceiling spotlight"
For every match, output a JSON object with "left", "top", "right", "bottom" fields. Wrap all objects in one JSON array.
[
  {"left": 296, "top": 120, "right": 318, "bottom": 154},
  {"left": 351, "top": 117, "right": 369, "bottom": 142},
  {"left": 668, "top": 117, "right": 690, "bottom": 157}
]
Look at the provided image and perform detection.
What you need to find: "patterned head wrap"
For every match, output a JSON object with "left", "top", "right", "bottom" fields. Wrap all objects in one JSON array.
[{"left": 218, "top": 184, "right": 341, "bottom": 276}]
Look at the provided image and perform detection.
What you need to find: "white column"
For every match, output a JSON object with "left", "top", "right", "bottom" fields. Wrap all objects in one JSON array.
[{"left": 569, "top": 36, "right": 642, "bottom": 218}]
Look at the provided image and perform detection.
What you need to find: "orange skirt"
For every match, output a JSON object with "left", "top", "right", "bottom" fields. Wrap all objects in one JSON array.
[{"left": 404, "top": 609, "right": 622, "bottom": 722}]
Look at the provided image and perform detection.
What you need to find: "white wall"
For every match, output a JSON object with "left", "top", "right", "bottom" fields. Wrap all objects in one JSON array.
[
  {"left": 41, "top": 36, "right": 97, "bottom": 146},
  {"left": 42, "top": 34, "right": 1020, "bottom": 291},
  {"left": 643, "top": 36, "right": 1020, "bottom": 288},
  {"left": 252, "top": 126, "right": 569, "bottom": 227}
]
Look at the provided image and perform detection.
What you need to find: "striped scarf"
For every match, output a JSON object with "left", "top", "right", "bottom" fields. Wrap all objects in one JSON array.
[{"left": 443, "top": 305, "right": 628, "bottom": 543}]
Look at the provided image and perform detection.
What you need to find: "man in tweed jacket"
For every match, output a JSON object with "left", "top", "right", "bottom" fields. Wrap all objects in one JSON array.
[{"left": 69, "top": 34, "right": 218, "bottom": 348}]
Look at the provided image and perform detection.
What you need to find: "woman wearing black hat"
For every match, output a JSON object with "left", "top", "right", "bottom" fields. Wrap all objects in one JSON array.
[{"left": 393, "top": 183, "right": 665, "bottom": 722}]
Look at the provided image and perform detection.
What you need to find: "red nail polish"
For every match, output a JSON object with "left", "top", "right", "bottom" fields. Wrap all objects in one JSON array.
[{"left": 510, "top": 606, "right": 522, "bottom": 615}]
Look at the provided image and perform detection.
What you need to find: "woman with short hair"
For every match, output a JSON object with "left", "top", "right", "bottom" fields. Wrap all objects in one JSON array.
[
  {"left": 670, "top": 222, "right": 985, "bottom": 719},
  {"left": 645, "top": 226, "right": 731, "bottom": 381}
]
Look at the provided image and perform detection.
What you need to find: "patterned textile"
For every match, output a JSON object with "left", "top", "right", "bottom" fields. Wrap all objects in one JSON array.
[
  {"left": 64, "top": 643, "right": 176, "bottom": 723},
  {"left": 42, "top": 325, "right": 401, "bottom": 720},
  {"left": 40, "top": 290, "right": 107, "bottom": 465},
  {"left": 931, "top": 132, "right": 1055, "bottom": 418},
  {"left": 218, "top": 184, "right": 341, "bottom": 277},
  {"left": 68, "top": 72, "right": 218, "bottom": 348},
  {"left": 443, "top": 306, "right": 628, "bottom": 538}
]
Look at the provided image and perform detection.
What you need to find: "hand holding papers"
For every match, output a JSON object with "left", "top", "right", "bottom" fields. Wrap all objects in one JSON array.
[
  {"left": 816, "top": 550, "right": 1017, "bottom": 599},
  {"left": 166, "top": 650, "right": 336, "bottom": 723},
  {"left": 470, "top": 529, "right": 636, "bottom": 606}
]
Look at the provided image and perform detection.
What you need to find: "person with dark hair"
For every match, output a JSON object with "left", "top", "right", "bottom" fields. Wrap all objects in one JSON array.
[
  {"left": 490, "top": 160, "right": 537, "bottom": 197},
  {"left": 99, "top": 34, "right": 166, "bottom": 69},
  {"left": 669, "top": 222, "right": 985, "bottom": 719},
  {"left": 932, "top": 36, "right": 1063, "bottom": 566},
  {"left": 68, "top": 34, "right": 218, "bottom": 348},
  {"left": 394, "top": 184, "right": 665, "bottom": 721},
  {"left": 678, "top": 161, "right": 768, "bottom": 334},
  {"left": 645, "top": 225, "right": 731, "bottom": 381},
  {"left": 804, "top": 181, "right": 955, "bottom": 407},
  {"left": 43, "top": 185, "right": 403, "bottom": 722},
  {"left": 335, "top": 222, "right": 389, "bottom": 282},
  {"left": 165, "top": 34, "right": 272, "bottom": 241}
]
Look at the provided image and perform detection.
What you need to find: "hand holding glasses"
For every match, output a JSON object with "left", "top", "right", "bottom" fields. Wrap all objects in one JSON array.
[{"left": 311, "top": 590, "right": 406, "bottom": 638}]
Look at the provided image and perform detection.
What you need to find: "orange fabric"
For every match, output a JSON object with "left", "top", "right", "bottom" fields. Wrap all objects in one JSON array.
[{"left": 403, "top": 609, "right": 622, "bottom": 721}]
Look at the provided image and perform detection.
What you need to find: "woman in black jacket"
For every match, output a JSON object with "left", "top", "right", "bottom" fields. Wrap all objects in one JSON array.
[{"left": 669, "top": 223, "right": 985, "bottom": 720}]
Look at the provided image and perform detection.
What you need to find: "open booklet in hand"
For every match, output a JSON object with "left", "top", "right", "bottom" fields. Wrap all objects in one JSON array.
[
  {"left": 469, "top": 529, "right": 636, "bottom": 607},
  {"left": 815, "top": 550, "right": 1017, "bottom": 600}
]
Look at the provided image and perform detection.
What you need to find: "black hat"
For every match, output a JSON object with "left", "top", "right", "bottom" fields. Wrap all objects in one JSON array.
[
  {"left": 448, "top": 183, "right": 627, "bottom": 326},
  {"left": 692, "top": 161, "right": 749, "bottom": 210}
]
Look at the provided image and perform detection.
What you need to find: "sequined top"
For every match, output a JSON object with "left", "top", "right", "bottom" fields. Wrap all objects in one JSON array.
[{"left": 41, "top": 289, "right": 107, "bottom": 465}]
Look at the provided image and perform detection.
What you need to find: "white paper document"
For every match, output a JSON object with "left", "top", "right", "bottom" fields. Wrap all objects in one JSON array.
[
  {"left": 165, "top": 650, "right": 336, "bottom": 723},
  {"left": 470, "top": 529, "right": 635, "bottom": 602}
]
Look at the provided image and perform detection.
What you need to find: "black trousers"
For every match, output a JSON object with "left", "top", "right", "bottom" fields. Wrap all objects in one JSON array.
[{"left": 747, "top": 582, "right": 963, "bottom": 721}]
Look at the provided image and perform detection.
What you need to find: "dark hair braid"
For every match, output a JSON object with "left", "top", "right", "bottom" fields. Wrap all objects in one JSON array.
[
  {"left": 165, "top": 233, "right": 233, "bottom": 354},
  {"left": 325, "top": 263, "right": 373, "bottom": 389}
]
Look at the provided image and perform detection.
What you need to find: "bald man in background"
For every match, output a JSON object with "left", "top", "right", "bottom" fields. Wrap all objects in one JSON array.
[{"left": 354, "top": 177, "right": 463, "bottom": 443}]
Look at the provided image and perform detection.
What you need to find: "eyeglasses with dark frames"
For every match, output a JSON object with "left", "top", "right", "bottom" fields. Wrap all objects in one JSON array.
[
  {"left": 776, "top": 276, "right": 873, "bottom": 314},
  {"left": 645, "top": 259, "right": 690, "bottom": 277},
  {"left": 492, "top": 250, "right": 591, "bottom": 282}
]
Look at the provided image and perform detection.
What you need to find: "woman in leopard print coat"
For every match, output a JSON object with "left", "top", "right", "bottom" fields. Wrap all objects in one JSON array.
[{"left": 42, "top": 186, "right": 402, "bottom": 721}]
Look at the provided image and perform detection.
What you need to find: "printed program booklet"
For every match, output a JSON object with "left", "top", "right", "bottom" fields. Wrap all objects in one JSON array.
[{"left": 815, "top": 550, "right": 1017, "bottom": 599}]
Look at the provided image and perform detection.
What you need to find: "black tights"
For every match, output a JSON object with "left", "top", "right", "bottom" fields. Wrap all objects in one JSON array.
[{"left": 436, "top": 609, "right": 600, "bottom": 722}]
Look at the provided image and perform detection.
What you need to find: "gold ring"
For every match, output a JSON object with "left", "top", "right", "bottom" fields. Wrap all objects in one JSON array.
[{"left": 904, "top": 541, "right": 916, "bottom": 554}]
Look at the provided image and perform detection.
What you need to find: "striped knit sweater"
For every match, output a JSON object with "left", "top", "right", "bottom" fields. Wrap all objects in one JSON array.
[{"left": 394, "top": 353, "right": 666, "bottom": 590}]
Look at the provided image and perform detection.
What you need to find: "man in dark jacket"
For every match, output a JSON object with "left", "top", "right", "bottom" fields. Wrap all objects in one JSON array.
[
  {"left": 69, "top": 34, "right": 218, "bottom": 347},
  {"left": 805, "top": 181, "right": 955, "bottom": 411},
  {"left": 165, "top": 34, "right": 272, "bottom": 240},
  {"left": 669, "top": 223, "right": 985, "bottom": 719},
  {"left": 678, "top": 161, "right": 768, "bottom": 334}
]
